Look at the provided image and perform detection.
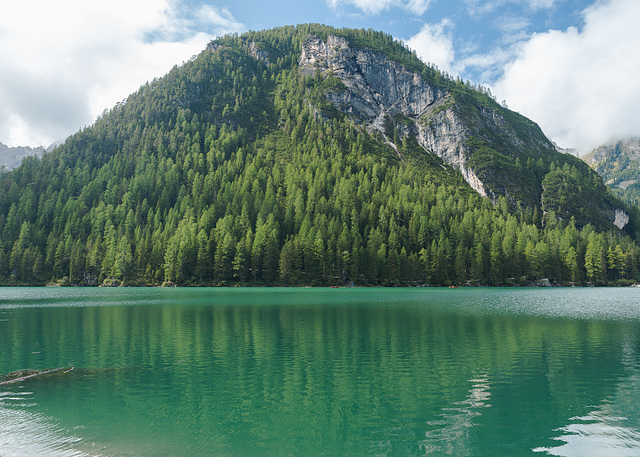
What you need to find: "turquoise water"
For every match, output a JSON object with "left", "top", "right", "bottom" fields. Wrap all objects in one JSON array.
[{"left": 1, "top": 287, "right": 639, "bottom": 456}]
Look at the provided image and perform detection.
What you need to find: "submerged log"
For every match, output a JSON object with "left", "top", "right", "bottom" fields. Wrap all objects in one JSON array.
[{"left": 0, "top": 365, "right": 74, "bottom": 386}]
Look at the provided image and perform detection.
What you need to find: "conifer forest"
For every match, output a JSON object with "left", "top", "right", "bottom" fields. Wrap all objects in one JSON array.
[{"left": 1, "top": 25, "right": 639, "bottom": 287}]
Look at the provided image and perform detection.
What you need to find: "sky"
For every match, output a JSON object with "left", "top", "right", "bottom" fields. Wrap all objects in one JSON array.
[{"left": 1, "top": 0, "right": 638, "bottom": 153}]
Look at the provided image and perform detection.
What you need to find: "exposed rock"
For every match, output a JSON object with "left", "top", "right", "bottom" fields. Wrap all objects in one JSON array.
[
  {"left": 300, "top": 35, "right": 443, "bottom": 122},
  {"left": 297, "top": 32, "right": 633, "bottom": 232},
  {"left": 299, "top": 35, "right": 488, "bottom": 193},
  {"left": 0, "top": 142, "right": 45, "bottom": 171},
  {"left": 248, "top": 41, "right": 270, "bottom": 64},
  {"left": 536, "top": 278, "right": 551, "bottom": 287},
  {"left": 207, "top": 42, "right": 224, "bottom": 53},
  {"left": 299, "top": 34, "right": 554, "bottom": 203},
  {"left": 614, "top": 209, "right": 630, "bottom": 230},
  {"left": 618, "top": 180, "right": 637, "bottom": 190},
  {"left": 460, "top": 166, "right": 488, "bottom": 199}
]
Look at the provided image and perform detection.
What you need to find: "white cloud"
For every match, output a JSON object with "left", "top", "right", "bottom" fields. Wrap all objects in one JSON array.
[
  {"left": 196, "top": 5, "right": 245, "bottom": 35},
  {"left": 464, "top": 0, "right": 562, "bottom": 17},
  {"left": 461, "top": 48, "right": 514, "bottom": 83},
  {"left": 492, "top": 0, "right": 640, "bottom": 152},
  {"left": 405, "top": 20, "right": 456, "bottom": 74},
  {"left": 528, "top": 0, "right": 559, "bottom": 9},
  {"left": 0, "top": 0, "right": 244, "bottom": 147},
  {"left": 328, "top": 0, "right": 432, "bottom": 16},
  {"left": 494, "top": 15, "right": 531, "bottom": 37}
]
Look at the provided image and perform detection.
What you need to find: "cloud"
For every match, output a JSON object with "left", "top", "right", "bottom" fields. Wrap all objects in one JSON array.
[
  {"left": 492, "top": 0, "right": 640, "bottom": 152},
  {"left": 464, "top": 0, "right": 562, "bottom": 17},
  {"left": 195, "top": 5, "right": 245, "bottom": 36},
  {"left": 327, "top": 0, "right": 432, "bottom": 16},
  {"left": 0, "top": 0, "right": 244, "bottom": 147},
  {"left": 493, "top": 14, "right": 531, "bottom": 37},
  {"left": 460, "top": 48, "right": 514, "bottom": 83},
  {"left": 405, "top": 20, "right": 456, "bottom": 74},
  {"left": 528, "top": 0, "right": 560, "bottom": 9},
  {"left": 404, "top": 14, "right": 530, "bottom": 83}
]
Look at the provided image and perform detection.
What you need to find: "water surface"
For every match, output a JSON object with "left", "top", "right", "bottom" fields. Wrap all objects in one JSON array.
[{"left": 1, "top": 287, "right": 639, "bottom": 456}]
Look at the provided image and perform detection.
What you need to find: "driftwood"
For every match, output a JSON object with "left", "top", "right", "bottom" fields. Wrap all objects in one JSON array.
[{"left": 0, "top": 364, "right": 74, "bottom": 386}]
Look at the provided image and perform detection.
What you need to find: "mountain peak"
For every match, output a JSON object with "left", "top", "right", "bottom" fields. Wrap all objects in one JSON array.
[{"left": 0, "top": 142, "right": 45, "bottom": 171}]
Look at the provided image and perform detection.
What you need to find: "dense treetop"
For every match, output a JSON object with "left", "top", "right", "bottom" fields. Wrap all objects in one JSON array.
[{"left": 0, "top": 25, "right": 638, "bottom": 286}]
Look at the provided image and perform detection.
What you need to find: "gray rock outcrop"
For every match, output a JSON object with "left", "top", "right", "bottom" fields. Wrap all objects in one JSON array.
[
  {"left": 0, "top": 142, "right": 45, "bottom": 171},
  {"left": 614, "top": 209, "right": 630, "bottom": 230},
  {"left": 249, "top": 41, "right": 270, "bottom": 65}
]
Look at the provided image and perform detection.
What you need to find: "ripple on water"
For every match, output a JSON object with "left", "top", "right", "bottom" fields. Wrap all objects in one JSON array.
[
  {"left": 2, "top": 287, "right": 640, "bottom": 457},
  {"left": 0, "top": 403, "right": 91, "bottom": 457},
  {"left": 534, "top": 411, "right": 640, "bottom": 457}
]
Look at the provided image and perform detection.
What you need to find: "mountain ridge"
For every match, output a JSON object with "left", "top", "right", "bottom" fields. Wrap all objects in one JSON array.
[{"left": 0, "top": 142, "right": 46, "bottom": 171}]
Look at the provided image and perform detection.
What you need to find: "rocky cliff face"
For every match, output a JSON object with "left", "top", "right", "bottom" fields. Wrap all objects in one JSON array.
[
  {"left": 299, "top": 35, "right": 491, "bottom": 197},
  {"left": 298, "top": 34, "right": 555, "bottom": 202},
  {"left": 300, "top": 35, "right": 443, "bottom": 122}
]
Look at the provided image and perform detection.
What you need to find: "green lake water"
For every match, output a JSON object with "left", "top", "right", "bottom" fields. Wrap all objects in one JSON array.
[{"left": 1, "top": 287, "right": 639, "bottom": 456}]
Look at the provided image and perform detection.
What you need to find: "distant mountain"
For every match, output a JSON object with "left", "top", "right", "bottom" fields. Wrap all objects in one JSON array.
[
  {"left": 583, "top": 138, "right": 640, "bottom": 207},
  {"left": 0, "top": 25, "right": 638, "bottom": 287},
  {"left": 0, "top": 142, "right": 45, "bottom": 171},
  {"left": 553, "top": 142, "right": 579, "bottom": 157}
]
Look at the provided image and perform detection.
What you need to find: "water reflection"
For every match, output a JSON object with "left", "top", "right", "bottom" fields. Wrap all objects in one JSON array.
[
  {"left": 0, "top": 288, "right": 639, "bottom": 456},
  {"left": 421, "top": 375, "right": 492, "bottom": 456},
  {"left": 535, "top": 342, "right": 640, "bottom": 457},
  {"left": 0, "top": 392, "right": 92, "bottom": 457},
  {"left": 537, "top": 412, "right": 640, "bottom": 457}
]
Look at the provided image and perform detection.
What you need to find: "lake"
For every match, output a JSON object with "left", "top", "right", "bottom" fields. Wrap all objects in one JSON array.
[{"left": 1, "top": 287, "right": 639, "bottom": 456}]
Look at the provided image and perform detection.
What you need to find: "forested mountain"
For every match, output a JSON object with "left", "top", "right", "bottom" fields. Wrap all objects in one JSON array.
[
  {"left": 584, "top": 138, "right": 640, "bottom": 207},
  {"left": 1, "top": 24, "right": 639, "bottom": 287}
]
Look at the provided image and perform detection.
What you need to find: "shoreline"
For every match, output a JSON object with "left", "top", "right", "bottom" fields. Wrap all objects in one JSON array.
[{"left": 1, "top": 280, "right": 638, "bottom": 288}]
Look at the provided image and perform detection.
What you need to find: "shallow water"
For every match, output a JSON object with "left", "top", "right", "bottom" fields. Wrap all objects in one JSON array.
[{"left": 1, "top": 287, "right": 639, "bottom": 456}]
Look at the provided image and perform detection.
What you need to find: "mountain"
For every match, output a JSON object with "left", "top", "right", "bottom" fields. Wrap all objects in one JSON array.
[
  {"left": 553, "top": 142, "right": 579, "bottom": 157},
  {"left": 583, "top": 137, "right": 640, "bottom": 207},
  {"left": 297, "top": 32, "right": 631, "bottom": 231},
  {"left": 0, "top": 142, "right": 45, "bottom": 171},
  {"left": 0, "top": 24, "right": 638, "bottom": 287}
]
